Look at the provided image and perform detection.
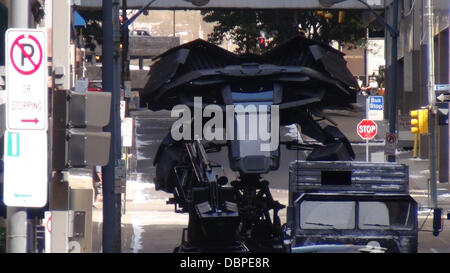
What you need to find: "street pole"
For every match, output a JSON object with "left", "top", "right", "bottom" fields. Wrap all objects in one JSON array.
[
  {"left": 424, "top": 0, "right": 440, "bottom": 235},
  {"left": 102, "top": 0, "right": 122, "bottom": 253},
  {"left": 365, "top": 27, "right": 369, "bottom": 86},
  {"left": 6, "top": 0, "right": 30, "bottom": 253},
  {"left": 366, "top": 139, "right": 369, "bottom": 162},
  {"left": 425, "top": 0, "right": 436, "bottom": 208},
  {"left": 387, "top": 0, "right": 398, "bottom": 163},
  {"left": 122, "top": 0, "right": 130, "bottom": 88},
  {"left": 173, "top": 10, "right": 176, "bottom": 37}
]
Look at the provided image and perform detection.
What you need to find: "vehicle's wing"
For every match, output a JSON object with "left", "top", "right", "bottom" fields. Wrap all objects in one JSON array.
[{"left": 140, "top": 35, "right": 359, "bottom": 111}]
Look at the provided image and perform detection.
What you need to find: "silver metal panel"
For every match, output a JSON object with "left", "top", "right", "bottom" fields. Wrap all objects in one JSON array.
[
  {"left": 290, "top": 160, "right": 409, "bottom": 194},
  {"left": 50, "top": 211, "right": 70, "bottom": 253},
  {"left": 68, "top": 129, "right": 111, "bottom": 167},
  {"left": 86, "top": 91, "right": 112, "bottom": 127},
  {"left": 69, "top": 189, "right": 93, "bottom": 253}
]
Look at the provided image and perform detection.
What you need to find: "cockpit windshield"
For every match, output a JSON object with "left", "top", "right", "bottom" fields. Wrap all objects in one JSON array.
[
  {"left": 232, "top": 90, "right": 274, "bottom": 158},
  {"left": 300, "top": 200, "right": 415, "bottom": 230}
]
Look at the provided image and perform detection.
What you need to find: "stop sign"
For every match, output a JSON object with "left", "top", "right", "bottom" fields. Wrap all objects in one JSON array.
[{"left": 357, "top": 119, "right": 378, "bottom": 139}]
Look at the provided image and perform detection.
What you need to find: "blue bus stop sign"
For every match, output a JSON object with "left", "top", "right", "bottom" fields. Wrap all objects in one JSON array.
[{"left": 367, "top": 96, "right": 384, "bottom": 121}]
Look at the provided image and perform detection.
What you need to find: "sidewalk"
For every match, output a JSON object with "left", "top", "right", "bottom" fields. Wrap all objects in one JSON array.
[
  {"left": 397, "top": 150, "right": 450, "bottom": 210},
  {"left": 89, "top": 167, "right": 450, "bottom": 253}
]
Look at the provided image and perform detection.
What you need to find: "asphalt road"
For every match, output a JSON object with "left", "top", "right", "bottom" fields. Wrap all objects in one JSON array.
[{"left": 90, "top": 94, "right": 450, "bottom": 253}]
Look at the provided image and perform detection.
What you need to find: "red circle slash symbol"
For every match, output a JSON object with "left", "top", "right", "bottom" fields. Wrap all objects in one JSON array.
[{"left": 10, "top": 34, "right": 43, "bottom": 75}]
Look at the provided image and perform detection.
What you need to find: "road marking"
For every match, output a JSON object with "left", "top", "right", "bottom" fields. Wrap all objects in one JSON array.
[
  {"left": 439, "top": 237, "right": 449, "bottom": 245},
  {"left": 430, "top": 248, "right": 439, "bottom": 253},
  {"left": 410, "top": 194, "right": 429, "bottom": 198}
]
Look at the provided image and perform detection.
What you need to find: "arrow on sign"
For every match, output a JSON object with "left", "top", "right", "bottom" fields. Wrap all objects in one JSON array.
[
  {"left": 437, "top": 94, "right": 450, "bottom": 102},
  {"left": 438, "top": 108, "right": 449, "bottom": 115},
  {"left": 21, "top": 118, "right": 39, "bottom": 124},
  {"left": 14, "top": 194, "right": 32, "bottom": 198}
]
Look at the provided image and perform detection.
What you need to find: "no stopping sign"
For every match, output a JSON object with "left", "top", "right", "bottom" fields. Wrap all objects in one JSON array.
[{"left": 6, "top": 28, "right": 48, "bottom": 131}]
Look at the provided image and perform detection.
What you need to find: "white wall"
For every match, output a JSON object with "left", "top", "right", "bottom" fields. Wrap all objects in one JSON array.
[{"left": 367, "top": 38, "right": 385, "bottom": 76}]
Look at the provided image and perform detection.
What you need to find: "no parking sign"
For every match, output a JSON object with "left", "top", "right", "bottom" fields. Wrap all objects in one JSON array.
[
  {"left": 4, "top": 29, "right": 48, "bottom": 207},
  {"left": 384, "top": 132, "right": 397, "bottom": 156},
  {"left": 6, "top": 28, "right": 48, "bottom": 131},
  {"left": 10, "top": 33, "right": 43, "bottom": 75}
]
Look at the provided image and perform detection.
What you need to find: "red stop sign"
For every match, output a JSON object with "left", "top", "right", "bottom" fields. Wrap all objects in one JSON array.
[{"left": 357, "top": 119, "right": 378, "bottom": 139}]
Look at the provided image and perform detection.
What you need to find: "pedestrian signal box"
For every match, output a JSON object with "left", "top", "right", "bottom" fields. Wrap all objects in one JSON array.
[{"left": 53, "top": 90, "right": 111, "bottom": 170}]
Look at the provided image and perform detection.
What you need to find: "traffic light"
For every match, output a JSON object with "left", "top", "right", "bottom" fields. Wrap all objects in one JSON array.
[
  {"left": 410, "top": 110, "right": 419, "bottom": 133},
  {"left": 315, "top": 10, "right": 324, "bottom": 17},
  {"left": 315, "top": 10, "right": 333, "bottom": 20},
  {"left": 258, "top": 37, "right": 266, "bottom": 49},
  {"left": 323, "top": 12, "right": 333, "bottom": 20},
  {"left": 338, "top": 11, "right": 345, "bottom": 23},
  {"left": 53, "top": 90, "right": 112, "bottom": 171},
  {"left": 410, "top": 109, "right": 429, "bottom": 135}
]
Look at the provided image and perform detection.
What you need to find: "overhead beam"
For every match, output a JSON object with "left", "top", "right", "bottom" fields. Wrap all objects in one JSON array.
[{"left": 73, "top": 0, "right": 383, "bottom": 10}]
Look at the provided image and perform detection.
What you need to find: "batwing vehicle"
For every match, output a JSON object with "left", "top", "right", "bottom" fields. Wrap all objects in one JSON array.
[{"left": 140, "top": 35, "right": 360, "bottom": 252}]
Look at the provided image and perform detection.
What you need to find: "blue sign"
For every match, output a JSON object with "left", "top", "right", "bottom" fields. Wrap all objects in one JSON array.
[
  {"left": 437, "top": 102, "right": 448, "bottom": 125},
  {"left": 369, "top": 96, "right": 383, "bottom": 110},
  {"left": 435, "top": 84, "right": 449, "bottom": 91},
  {"left": 367, "top": 96, "right": 384, "bottom": 121}
]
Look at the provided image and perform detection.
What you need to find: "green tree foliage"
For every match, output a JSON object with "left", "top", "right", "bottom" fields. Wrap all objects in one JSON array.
[{"left": 202, "top": 9, "right": 380, "bottom": 54}]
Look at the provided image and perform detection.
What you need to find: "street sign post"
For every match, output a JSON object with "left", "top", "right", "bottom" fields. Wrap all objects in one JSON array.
[
  {"left": 357, "top": 119, "right": 378, "bottom": 162},
  {"left": 4, "top": 29, "right": 48, "bottom": 208},
  {"left": 6, "top": 29, "right": 48, "bottom": 131}
]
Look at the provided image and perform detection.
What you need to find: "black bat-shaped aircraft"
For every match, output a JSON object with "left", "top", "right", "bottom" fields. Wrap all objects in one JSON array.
[{"left": 140, "top": 35, "right": 360, "bottom": 252}]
